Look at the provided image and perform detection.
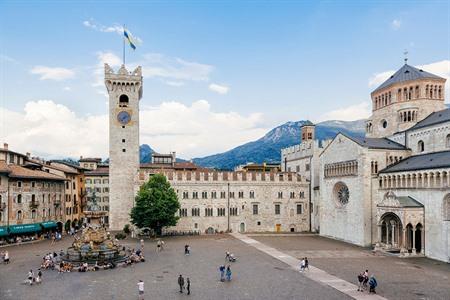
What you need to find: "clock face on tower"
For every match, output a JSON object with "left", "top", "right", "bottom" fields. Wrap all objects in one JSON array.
[{"left": 117, "top": 111, "right": 131, "bottom": 125}]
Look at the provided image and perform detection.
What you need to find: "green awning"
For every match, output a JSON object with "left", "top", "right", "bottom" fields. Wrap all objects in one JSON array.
[
  {"left": 8, "top": 223, "right": 41, "bottom": 234},
  {"left": 0, "top": 226, "right": 8, "bottom": 237},
  {"left": 41, "top": 221, "right": 57, "bottom": 229}
]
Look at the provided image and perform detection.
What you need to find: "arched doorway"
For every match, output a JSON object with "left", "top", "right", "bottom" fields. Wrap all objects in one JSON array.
[
  {"left": 239, "top": 223, "right": 245, "bottom": 233},
  {"left": 406, "top": 223, "right": 413, "bottom": 252},
  {"left": 415, "top": 223, "right": 423, "bottom": 253},
  {"left": 379, "top": 212, "right": 402, "bottom": 249},
  {"left": 206, "top": 227, "right": 214, "bottom": 234}
]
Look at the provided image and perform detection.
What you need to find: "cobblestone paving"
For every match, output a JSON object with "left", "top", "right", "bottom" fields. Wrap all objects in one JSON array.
[
  {"left": 252, "top": 235, "right": 450, "bottom": 300},
  {"left": 0, "top": 235, "right": 350, "bottom": 300}
]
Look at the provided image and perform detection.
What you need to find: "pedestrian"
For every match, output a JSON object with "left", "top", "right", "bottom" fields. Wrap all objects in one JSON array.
[
  {"left": 184, "top": 245, "right": 189, "bottom": 255},
  {"left": 51, "top": 233, "right": 56, "bottom": 245},
  {"left": 27, "top": 270, "right": 34, "bottom": 285},
  {"left": 304, "top": 257, "right": 309, "bottom": 271},
  {"left": 219, "top": 265, "right": 225, "bottom": 282},
  {"left": 35, "top": 270, "right": 42, "bottom": 284},
  {"left": 363, "top": 270, "right": 369, "bottom": 289},
  {"left": 299, "top": 258, "right": 305, "bottom": 272},
  {"left": 178, "top": 274, "right": 185, "bottom": 293},
  {"left": 140, "top": 239, "right": 144, "bottom": 251},
  {"left": 156, "top": 240, "right": 161, "bottom": 252},
  {"left": 226, "top": 265, "right": 232, "bottom": 281},
  {"left": 357, "top": 273, "right": 364, "bottom": 291},
  {"left": 186, "top": 277, "right": 191, "bottom": 295},
  {"left": 368, "top": 275, "right": 378, "bottom": 294},
  {"left": 225, "top": 251, "right": 230, "bottom": 262},
  {"left": 187, "top": 245, "right": 191, "bottom": 255},
  {"left": 4, "top": 250, "right": 9, "bottom": 264},
  {"left": 137, "top": 280, "right": 144, "bottom": 300}
]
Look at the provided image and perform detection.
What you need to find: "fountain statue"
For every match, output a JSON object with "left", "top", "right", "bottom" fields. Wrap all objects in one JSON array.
[{"left": 63, "top": 192, "right": 128, "bottom": 264}]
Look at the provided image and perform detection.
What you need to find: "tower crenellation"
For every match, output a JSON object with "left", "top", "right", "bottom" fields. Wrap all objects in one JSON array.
[{"left": 105, "top": 63, "right": 143, "bottom": 231}]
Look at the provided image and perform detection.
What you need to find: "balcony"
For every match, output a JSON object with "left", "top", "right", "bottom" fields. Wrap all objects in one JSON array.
[{"left": 29, "top": 202, "right": 39, "bottom": 209}]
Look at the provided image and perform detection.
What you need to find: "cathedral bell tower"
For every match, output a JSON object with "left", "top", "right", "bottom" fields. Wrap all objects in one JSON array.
[{"left": 105, "top": 64, "right": 142, "bottom": 231}]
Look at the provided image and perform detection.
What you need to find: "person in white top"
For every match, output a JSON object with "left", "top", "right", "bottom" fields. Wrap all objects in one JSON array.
[
  {"left": 137, "top": 280, "right": 144, "bottom": 299},
  {"left": 299, "top": 258, "right": 306, "bottom": 272}
]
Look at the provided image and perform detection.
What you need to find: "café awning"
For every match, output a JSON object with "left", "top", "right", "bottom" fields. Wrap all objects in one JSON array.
[
  {"left": 0, "top": 226, "right": 8, "bottom": 237},
  {"left": 8, "top": 223, "right": 41, "bottom": 234},
  {"left": 40, "top": 221, "right": 57, "bottom": 229}
]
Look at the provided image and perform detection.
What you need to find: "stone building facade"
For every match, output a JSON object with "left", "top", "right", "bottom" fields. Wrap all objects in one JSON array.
[
  {"left": 106, "top": 64, "right": 142, "bottom": 231},
  {"left": 0, "top": 144, "right": 66, "bottom": 229},
  {"left": 317, "top": 61, "right": 450, "bottom": 262},
  {"left": 81, "top": 158, "right": 109, "bottom": 225},
  {"left": 137, "top": 168, "right": 310, "bottom": 233}
]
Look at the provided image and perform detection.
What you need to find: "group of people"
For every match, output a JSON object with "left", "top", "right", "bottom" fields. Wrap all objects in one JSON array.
[
  {"left": 298, "top": 257, "right": 309, "bottom": 272},
  {"left": 219, "top": 264, "right": 233, "bottom": 282},
  {"left": 26, "top": 269, "right": 42, "bottom": 285},
  {"left": 178, "top": 274, "right": 191, "bottom": 294},
  {"left": 1, "top": 250, "right": 10, "bottom": 264},
  {"left": 357, "top": 270, "right": 378, "bottom": 294},
  {"left": 41, "top": 251, "right": 63, "bottom": 270}
]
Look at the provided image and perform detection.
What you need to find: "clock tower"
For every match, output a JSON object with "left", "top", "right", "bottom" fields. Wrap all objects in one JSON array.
[{"left": 105, "top": 63, "right": 142, "bottom": 231}]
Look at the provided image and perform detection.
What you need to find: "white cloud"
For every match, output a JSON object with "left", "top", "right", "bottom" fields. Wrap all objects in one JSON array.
[
  {"left": 368, "top": 60, "right": 450, "bottom": 101},
  {"left": 63, "top": 86, "right": 71, "bottom": 91},
  {"left": 30, "top": 66, "right": 75, "bottom": 81},
  {"left": 165, "top": 81, "right": 185, "bottom": 87},
  {"left": 0, "top": 100, "right": 108, "bottom": 158},
  {"left": 209, "top": 83, "right": 229, "bottom": 95},
  {"left": 317, "top": 102, "right": 371, "bottom": 122},
  {"left": 83, "top": 19, "right": 142, "bottom": 43},
  {"left": 140, "top": 53, "right": 213, "bottom": 82},
  {"left": 391, "top": 19, "right": 401, "bottom": 30},
  {"left": 92, "top": 51, "right": 122, "bottom": 88},
  {"left": 0, "top": 100, "right": 267, "bottom": 159}
]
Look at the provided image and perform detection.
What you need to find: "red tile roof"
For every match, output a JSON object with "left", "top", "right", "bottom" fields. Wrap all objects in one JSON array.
[{"left": 8, "top": 164, "right": 66, "bottom": 181}]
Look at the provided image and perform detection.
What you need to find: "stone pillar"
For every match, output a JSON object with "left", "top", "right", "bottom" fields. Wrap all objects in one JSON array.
[
  {"left": 391, "top": 221, "right": 396, "bottom": 247},
  {"left": 400, "top": 228, "right": 407, "bottom": 254},
  {"left": 385, "top": 222, "right": 390, "bottom": 247},
  {"left": 421, "top": 227, "right": 425, "bottom": 255},
  {"left": 412, "top": 226, "right": 417, "bottom": 255},
  {"left": 376, "top": 224, "right": 382, "bottom": 248}
]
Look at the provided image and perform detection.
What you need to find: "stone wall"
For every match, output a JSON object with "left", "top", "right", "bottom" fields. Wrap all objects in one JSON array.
[{"left": 407, "top": 121, "right": 450, "bottom": 155}]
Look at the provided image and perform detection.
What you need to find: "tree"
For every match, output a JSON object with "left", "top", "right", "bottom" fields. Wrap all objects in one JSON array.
[{"left": 130, "top": 174, "right": 180, "bottom": 235}]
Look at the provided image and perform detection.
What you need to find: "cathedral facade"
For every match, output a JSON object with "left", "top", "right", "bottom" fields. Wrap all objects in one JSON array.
[{"left": 318, "top": 62, "right": 449, "bottom": 262}]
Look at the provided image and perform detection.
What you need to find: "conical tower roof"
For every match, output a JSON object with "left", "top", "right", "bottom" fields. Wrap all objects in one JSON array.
[{"left": 372, "top": 64, "right": 444, "bottom": 93}]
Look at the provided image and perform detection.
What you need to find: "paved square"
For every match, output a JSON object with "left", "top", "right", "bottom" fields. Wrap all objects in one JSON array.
[
  {"left": 0, "top": 235, "right": 350, "bottom": 300},
  {"left": 249, "top": 234, "right": 450, "bottom": 300}
]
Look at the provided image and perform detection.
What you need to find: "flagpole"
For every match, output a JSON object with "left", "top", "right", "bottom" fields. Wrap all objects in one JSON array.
[{"left": 123, "top": 24, "right": 126, "bottom": 65}]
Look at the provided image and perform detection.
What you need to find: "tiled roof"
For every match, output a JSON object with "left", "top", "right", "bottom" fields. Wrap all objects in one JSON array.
[
  {"left": 408, "top": 108, "right": 450, "bottom": 131},
  {"left": 380, "top": 150, "right": 450, "bottom": 173},
  {"left": 346, "top": 135, "right": 407, "bottom": 150},
  {"left": 79, "top": 157, "right": 102, "bottom": 163},
  {"left": 85, "top": 166, "right": 109, "bottom": 176},
  {"left": 0, "top": 161, "right": 11, "bottom": 174},
  {"left": 373, "top": 64, "right": 444, "bottom": 93},
  {"left": 8, "top": 165, "right": 66, "bottom": 181}
]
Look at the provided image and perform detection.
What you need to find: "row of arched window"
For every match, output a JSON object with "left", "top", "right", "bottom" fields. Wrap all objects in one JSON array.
[
  {"left": 324, "top": 160, "right": 358, "bottom": 177},
  {"left": 374, "top": 84, "right": 444, "bottom": 110},
  {"left": 399, "top": 110, "right": 418, "bottom": 123},
  {"left": 374, "top": 92, "right": 392, "bottom": 109},
  {"left": 379, "top": 171, "right": 450, "bottom": 189},
  {"left": 15, "top": 207, "right": 63, "bottom": 220}
]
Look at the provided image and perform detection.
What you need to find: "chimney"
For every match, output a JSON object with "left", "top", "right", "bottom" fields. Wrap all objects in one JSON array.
[{"left": 3, "top": 143, "right": 8, "bottom": 150}]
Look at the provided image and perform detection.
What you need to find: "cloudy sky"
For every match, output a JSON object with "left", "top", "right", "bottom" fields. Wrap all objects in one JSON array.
[{"left": 0, "top": 1, "right": 449, "bottom": 159}]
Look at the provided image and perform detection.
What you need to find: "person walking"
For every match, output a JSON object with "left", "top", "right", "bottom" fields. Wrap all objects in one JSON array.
[
  {"left": 186, "top": 278, "right": 191, "bottom": 295},
  {"left": 140, "top": 239, "right": 144, "bottom": 251},
  {"left": 51, "top": 233, "right": 56, "bottom": 245},
  {"left": 178, "top": 274, "right": 185, "bottom": 293},
  {"left": 226, "top": 265, "right": 232, "bottom": 281},
  {"left": 299, "top": 258, "right": 305, "bottom": 272},
  {"left": 357, "top": 273, "right": 364, "bottom": 291},
  {"left": 304, "top": 257, "right": 309, "bottom": 271},
  {"left": 27, "top": 270, "right": 34, "bottom": 285},
  {"left": 4, "top": 250, "right": 9, "bottom": 264},
  {"left": 363, "top": 270, "right": 369, "bottom": 290},
  {"left": 35, "top": 270, "right": 42, "bottom": 284},
  {"left": 368, "top": 275, "right": 378, "bottom": 294},
  {"left": 219, "top": 265, "right": 225, "bottom": 282},
  {"left": 156, "top": 240, "right": 161, "bottom": 252},
  {"left": 137, "top": 280, "right": 144, "bottom": 300}
]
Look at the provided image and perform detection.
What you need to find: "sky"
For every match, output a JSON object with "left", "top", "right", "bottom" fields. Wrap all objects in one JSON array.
[{"left": 0, "top": 0, "right": 449, "bottom": 159}]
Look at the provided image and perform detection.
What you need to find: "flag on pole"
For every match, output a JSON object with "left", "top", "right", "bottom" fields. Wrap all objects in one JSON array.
[{"left": 124, "top": 29, "right": 137, "bottom": 50}]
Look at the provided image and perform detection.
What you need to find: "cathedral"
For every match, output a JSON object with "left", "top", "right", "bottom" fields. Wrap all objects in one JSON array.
[{"left": 283, "top": 60, "right": 449, "bottom": 263}]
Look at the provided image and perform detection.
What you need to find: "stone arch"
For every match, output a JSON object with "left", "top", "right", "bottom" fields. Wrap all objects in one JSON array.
[{"left": 417, "top": 140, "right": 424, "bottom": 153}]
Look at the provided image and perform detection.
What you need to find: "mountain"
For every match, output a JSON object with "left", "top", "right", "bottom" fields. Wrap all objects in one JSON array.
[
  {"left": 191, "top": 119, "right": 366, "bottom": 170},
  {"left": 140, "top": 144, "right": 155, "bottom": 163}
]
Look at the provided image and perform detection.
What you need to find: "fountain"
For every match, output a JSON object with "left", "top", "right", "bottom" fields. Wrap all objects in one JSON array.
[{"left": 63, "top": 193, "right": 128, "bottom": 264}]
